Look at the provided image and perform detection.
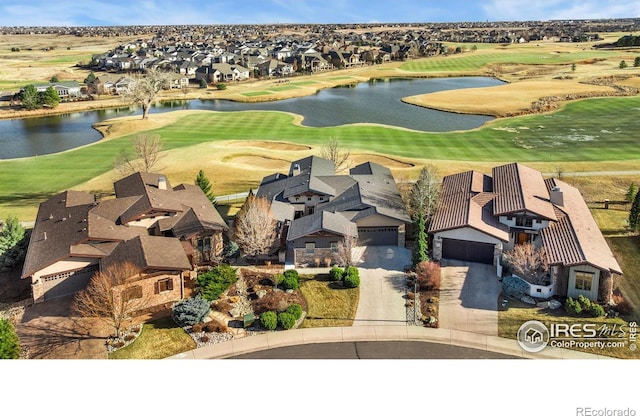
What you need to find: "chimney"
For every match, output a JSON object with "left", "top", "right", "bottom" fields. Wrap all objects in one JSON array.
[
  {"left": 291, "top": 164, "right": 301, "bottom": 177},
  {"left": 550, "top": 186, "right": 563, "bottom": 207},
  {"left": 158, "top": 176, "right": 167, "bottom": 190}
]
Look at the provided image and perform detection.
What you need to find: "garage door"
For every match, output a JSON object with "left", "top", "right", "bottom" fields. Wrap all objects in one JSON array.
[
  {"left": 441, "top": 238, "right": 494, "bottom": 264},
  {"left": 358, "top": 227, "right": 398, "bottom": 246},
  {"left": 42, "top": 265, "right": 99, "bottom": 300}
]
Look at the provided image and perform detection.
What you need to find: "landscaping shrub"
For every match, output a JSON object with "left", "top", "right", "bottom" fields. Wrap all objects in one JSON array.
[
  {"left": 281, "top": 274, "right": 299, "bottom": 290},
  {"left": 343, "top": 267, "right": 360, "bottom": 288},
  {"left": 223, "top": 241, "right": 240, "bottom": 259},
  {"left": 196, "top": 264, "right": 238, "bottom": 301},
  {"left": 260, "top": 311, "right": 278, "bottom": 330},
  {"left": 416, "top": 261, "right": 441, "bottom": 291},
  {"left": 278, "top": 312, "right": 296, "bottom": 330},
  {"left": 578, "top": 295, "right": 592, "bottom": 312},
  {"left": 286, "top": 303, "right": 303, "bottom": 320},
  {"left": 200, "top": 334, "right": 210, "bottom": 343},
  {"left": 612, "top": 293, "right": 634, "bottom": 315},
  {"left": 283, "top": 269, "right": 299, "bottom": 280},
  {"left": 272, "top": 273, "right": 285, "bottom": 287},
  {"left": 329, "top": 266, "right": 344, "bottom": 281},
  {"left": 564, "top": 297, "right": 582, "bottom": 316},
  {"left": 589, "top": 303, "right": 605, "bottom": 318},
  {"left": 172, "top": 295, "right": 211, "bottom": 327},
  {"left": 502, "top": 275, "right": 530, "bottom": 299},
  {"left": 124, "top": 334, "right": 135, "bottom": 342},
  {"left": 191, "top": 323, "right": 204, "bottom": 333}
]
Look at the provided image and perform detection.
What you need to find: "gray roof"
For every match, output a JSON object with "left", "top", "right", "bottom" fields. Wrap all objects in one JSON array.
[{"left": 287, "top": 211, "right": 358, "bottom": 241}]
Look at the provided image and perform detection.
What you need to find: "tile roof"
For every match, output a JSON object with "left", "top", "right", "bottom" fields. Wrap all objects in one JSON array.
[
  {"left": 428, "top": 170, "right": 509, "bottom": 241},
  {"left": 492, "top": 163, "right": 557, "bottom": 220},
  {"left": 540, "top": 178, "right": 622, "bottom": 274}
]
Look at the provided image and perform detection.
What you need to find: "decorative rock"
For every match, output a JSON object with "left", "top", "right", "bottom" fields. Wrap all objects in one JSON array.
[{"left": 256, "top": 289, "right": 266, "bottom": 299}]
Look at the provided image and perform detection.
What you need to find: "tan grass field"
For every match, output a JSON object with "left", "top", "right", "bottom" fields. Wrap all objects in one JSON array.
[{"left": 403, "top": 80, "right": 617, "bottom": 116}]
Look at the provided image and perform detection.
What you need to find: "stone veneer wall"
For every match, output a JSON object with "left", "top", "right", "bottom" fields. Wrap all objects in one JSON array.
[{"left": 294, "top": 248, "right": 341, "bottom": 267}]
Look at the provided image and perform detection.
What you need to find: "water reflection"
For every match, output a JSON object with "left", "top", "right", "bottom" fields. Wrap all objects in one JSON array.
[{"left": 0, "top": 77, "right": 503, "bottom": 159}]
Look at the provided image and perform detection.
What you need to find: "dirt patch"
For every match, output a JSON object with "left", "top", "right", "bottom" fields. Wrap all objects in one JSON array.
[
  {"left": 227, "top": 140, "right": 311, "bottom": 151},
  {"left": 224, "top": 154, "right": 292, "bottom": 170}
]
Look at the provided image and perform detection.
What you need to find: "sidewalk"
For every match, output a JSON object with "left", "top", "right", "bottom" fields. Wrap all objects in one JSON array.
[{"left": 168, "top": 325, "right": 613, "bottom": 359}]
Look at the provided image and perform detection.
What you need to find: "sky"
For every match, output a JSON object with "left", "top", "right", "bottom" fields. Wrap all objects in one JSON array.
[{"left": 0, "top": 0, "right": 639, "bottom": 27}]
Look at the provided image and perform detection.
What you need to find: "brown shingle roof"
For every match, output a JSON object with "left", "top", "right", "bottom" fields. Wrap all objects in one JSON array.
[{"left": 101, "top": 235, "right": 191, "bottom": 272}]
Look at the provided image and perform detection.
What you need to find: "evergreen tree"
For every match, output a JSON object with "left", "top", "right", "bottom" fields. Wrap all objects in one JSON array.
[
  {"left": 625, "top": 182, "right": 637, "bottom": 203},
  {"left": 20, "top": 84, "right": 41, "bottom": 110},
  {"left": 619, "top": 60, "right": 628, "bottom": 69},
  {"left": 41, "top": 86, "right": 60, "bottom": 108},
  {"left": 49, "top": 75, "right": 60, "bottom": 83},
  {"left": 84, "top": 71, "right": 96, "bottom": 84},
  {"left": 195, "top": 169, "right": 215, "bottom": 203},
  {"left": 412, "top": 212, "right": 429, "bottom": 266},
  {"left": 0, "top": 319, "right": 21, "bottom": 359},
  {"left": 635, "top": 57, "right": 640, "bottom": 68},
  {"left": 0, "top": 216, "right": 25, "bottom": 256},
  {"left": 630, "top": 190, "right": 640, "bottom": 232}
]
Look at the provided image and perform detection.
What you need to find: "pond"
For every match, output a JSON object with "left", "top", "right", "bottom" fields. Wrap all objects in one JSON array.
[{"left": 0, "top": 77, "right": 504, "bottom": 159}]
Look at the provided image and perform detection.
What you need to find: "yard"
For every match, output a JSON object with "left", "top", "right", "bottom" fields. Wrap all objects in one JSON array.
[
  {"left": 298, "top": 273, "right": 359, "bottom": 328},
  {"left": 108, "top": 316, "right": 196, "bottom": 359}
]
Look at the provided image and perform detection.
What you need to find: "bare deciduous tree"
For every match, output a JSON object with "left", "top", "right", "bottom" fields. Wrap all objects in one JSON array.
[
  {"left": 122, "top": 67, "right": 170, "bottom": 120},
  {"left": 339, "top": 234, "right": 358, "bottom": 267},
  {"left": 320, "top": 137, "right": 351, "bottom": 173},
  {"left": 234, "top": 195, "right": 277, "bottom": 259},
  {"left": 114, "top": 133, "right": 165, "bottom": 175},
  {"left": 408, "top": 165, "right": 440, "bottom": 221},
  {"left": 72, "top": 262, "right": 151, "bottom": 337},
  {"left": 502, "top": 243, "right": 550, "bottom": 285}
]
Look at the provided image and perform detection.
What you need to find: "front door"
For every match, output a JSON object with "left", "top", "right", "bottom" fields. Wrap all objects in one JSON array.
[{"left": 517, "top": 232, "right": 530, "bottom": 245}]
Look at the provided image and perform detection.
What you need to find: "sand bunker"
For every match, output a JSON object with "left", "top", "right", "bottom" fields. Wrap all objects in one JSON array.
[{"left": 227, "top": 140, "right": 311, "bottom": 151}]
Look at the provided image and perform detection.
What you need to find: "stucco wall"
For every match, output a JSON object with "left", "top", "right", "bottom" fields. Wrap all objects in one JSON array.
[{"left": 567, "top": 264, "right": 601, "bottom": 301}]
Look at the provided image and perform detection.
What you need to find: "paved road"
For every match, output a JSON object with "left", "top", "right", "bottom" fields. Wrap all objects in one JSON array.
[{"left": 230, "top": 341, "right": 519, "bottom": 359}]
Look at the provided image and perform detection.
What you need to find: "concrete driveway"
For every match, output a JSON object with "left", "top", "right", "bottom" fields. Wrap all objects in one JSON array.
[
  {"left": 15, "top": 295, "right": 111, "bottom": 359},
  {"left": 352, "top": 246, "right": 411, "bottom": 326},
  {"left": 438, "top": 259, "right": 500, "bottom": 336}
]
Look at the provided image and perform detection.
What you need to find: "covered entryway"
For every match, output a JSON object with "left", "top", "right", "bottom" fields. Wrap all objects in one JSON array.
[
  {"left": 441, "top": 238, "right": 494, "bottom": 265},
  {"left": 357, "top": 227, "right": 398, "bottom": 246},
  {"left": 42, "top": 265, "right": 98, "bottom": 300}
]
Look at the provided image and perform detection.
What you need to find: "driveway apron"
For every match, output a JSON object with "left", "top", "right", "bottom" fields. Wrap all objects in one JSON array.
[
  {"left": 353, "top": 246, "right": 411, "bottom": 326},
  {"left": 438, "top": 260, "right": 500, "bottom": 336}
]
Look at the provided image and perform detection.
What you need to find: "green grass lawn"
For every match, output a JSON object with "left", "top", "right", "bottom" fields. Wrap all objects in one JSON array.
[
  {"left": 401, "top": 49, "right": 622, "bottom": 73},
  {"left": 241, "top": 91, "right": 273, "bottom": 97},
  {"left": 108, "top": 316, "right": 196, "bottom": 359},
  {"left": 290, "top": 80, "right": 320, "bottom": 86},
  {"left": 3, "top": 95, "right": 640, "bottom": 218},
  {"left": 298, "top": 274, "right": 359, "bottom": 328},
  {"left": 268, "top": 85, "right": 300, "bottom": 91}
]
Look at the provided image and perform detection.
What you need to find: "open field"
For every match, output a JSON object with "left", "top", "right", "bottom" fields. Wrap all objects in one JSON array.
[{"left": 3, "top": 94, "right": 640, "bottom": 221}]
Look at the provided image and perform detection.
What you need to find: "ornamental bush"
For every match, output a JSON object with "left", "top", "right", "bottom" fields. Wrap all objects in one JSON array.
[
  {"left": 329, "top": 266, "right": 344, "bottom": 281},
  {"left": 260, "top": 311, "right": 278, "bottom": 330},
  {"left": 278, "top": 312, "right": 296, "bottom": 330},
  {"left": 281, "top": 274, "right": 299, "bottom": 290},
  {"left": 564, "top": 297, "right": 582, "bottom": 316},
  {"left": 286, "top": 303, "right": 303, "bottom": 320},
  {"left": 343, "top": 267, "right": 360, "bottom": 288},
  {"left": 196, "top": 264, "right": 238, "bottom": 301},
  {"left": 172, "top": 295, "right": 211, "bottom": 327},
  {"left": 589, "top": 303, "right": 605, "bottom": 317},
  {"left": 578, "top": 295, "right": 592, "bottom": 312}
]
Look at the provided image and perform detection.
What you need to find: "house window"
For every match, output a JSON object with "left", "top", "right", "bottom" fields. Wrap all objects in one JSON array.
[
  {"left": 320, "top": 196, "right": 325, "bottom": 201},
  {"left": 305, "top": 243, "right": 315, "bottom": 254},
  {"left": 515, "top": 217, "right": 534, "bottom": 228},
  {"left": 575, "top": 271, "right": 593, "bottom": 291},
  {"left": 331, "top": 242, "right": 339, "bottom": 253},
  {"left": 124, "top": 285, "right": 143, "bottom": 301},
  {"left": 157, "top": 278, "right": 174, "bottom": 293},
  {"left": 307, "top": 197, "right": 312, "bottom": 201}
]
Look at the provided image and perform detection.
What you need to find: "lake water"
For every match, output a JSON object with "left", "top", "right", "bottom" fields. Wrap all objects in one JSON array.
[{"left": 0, "top": 77, "right": 503, "bottom": 159}]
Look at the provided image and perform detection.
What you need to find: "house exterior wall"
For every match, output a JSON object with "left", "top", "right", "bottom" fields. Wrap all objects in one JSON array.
[
  {"left": 499, "top": 215, "right": 549, "bottom": 230},
  {"left": 32, "top": 258, "right": 98, "bottom": 280},
  {"left": 117, "top": 271, "right": 185, "bottom": 311},
  {"left": 189, "top": 231, "right": 224, "bottom": 265},
  {"left": 567, "top": 264, "right": 601, "bottom": 301},
  {"left": 293, "top": 248, "right": 340, "bottom": 267}
]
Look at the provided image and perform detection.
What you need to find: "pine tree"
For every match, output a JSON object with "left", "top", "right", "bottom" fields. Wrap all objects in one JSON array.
[
  {"left": 195, "top": 169, "right": 215, "bottom": 203},
  {"left": 630, "top": 190, "right": 640, "bottom": 232},
  {"left": 625, "top": 182, "right": 636, "bottom": 203},
  {"left": 0, "top": 319, "right": 21, "bottom": 359},
  {"left": 20, "top": 84, "right": 41, "bottom": 110},
  {"left": 41, "top": 86, "right": 60, "bottom": 108},
  {"left": 412, "top": 212, "right": 429, "bottom": 266}
]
